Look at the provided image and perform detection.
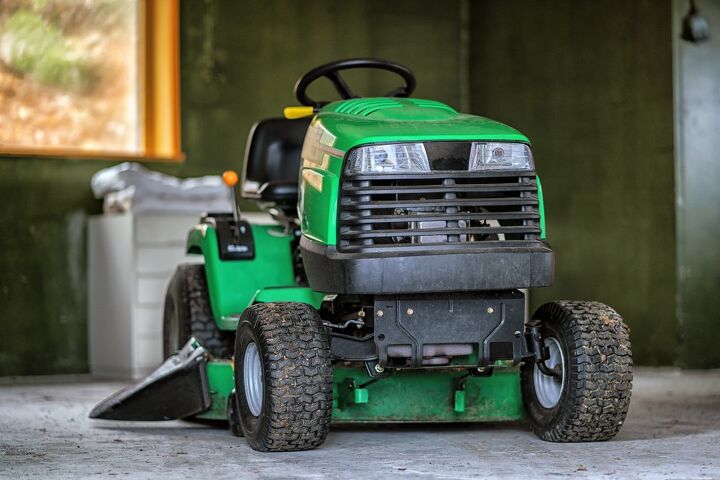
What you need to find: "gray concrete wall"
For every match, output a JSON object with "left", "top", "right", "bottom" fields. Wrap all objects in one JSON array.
[
  {"left": 468, "top": 1, "right": 677, "bottom": 365},
  {"left": 673, "top": 0, "right": 720, "bottom": 368}
]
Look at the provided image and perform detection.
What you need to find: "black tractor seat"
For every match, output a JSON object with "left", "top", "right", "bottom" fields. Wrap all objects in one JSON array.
[{"left": 241, "top": 117, "right": 311, "bottom": 212}]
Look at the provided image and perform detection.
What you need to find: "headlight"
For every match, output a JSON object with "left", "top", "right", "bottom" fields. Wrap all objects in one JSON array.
[
  {"left": 469, "top": 142, "right": 534, "bottom": 171},
  {"left": 345, "top": 143, "right": 430, "bottom": 174}
]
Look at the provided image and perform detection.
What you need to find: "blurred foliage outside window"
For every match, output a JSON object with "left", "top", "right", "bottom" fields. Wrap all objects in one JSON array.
[{"left": 0, "top": 0, "right": 141, "bottom": 154}]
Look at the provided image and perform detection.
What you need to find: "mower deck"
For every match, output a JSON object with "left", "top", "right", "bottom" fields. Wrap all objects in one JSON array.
[
  {"left": 198, "top": 360, "right": 525, "bottom": 423},
  {"left": 90, "top": 341, "right": 525, "bottom": 424}
]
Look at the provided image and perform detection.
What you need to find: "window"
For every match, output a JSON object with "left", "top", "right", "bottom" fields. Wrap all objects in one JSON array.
[{"left": 0, "top": 0, "right": 181, "bottom": 160}]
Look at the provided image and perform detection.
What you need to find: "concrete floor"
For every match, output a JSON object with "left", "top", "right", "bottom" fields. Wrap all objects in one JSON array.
[{"left": 1, "top": 368, "right": 719, "bottom": 479}]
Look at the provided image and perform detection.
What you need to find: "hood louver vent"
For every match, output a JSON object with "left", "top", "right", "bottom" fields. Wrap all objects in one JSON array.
[
  {"left": 331, "top": 98, "right": 458, "bottom": 119},
  {"left": 334, "top": 98, "right": 403, "bottom": 116}
]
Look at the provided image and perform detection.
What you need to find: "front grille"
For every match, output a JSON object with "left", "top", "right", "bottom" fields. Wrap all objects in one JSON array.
[{"left": 338, "top": 171, "right": 541, "bottom": 253}]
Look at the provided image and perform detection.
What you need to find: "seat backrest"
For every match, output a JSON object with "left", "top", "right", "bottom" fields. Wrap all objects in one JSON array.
[{"left": 241, "top": 117, "right": 311, "bottom": 204}]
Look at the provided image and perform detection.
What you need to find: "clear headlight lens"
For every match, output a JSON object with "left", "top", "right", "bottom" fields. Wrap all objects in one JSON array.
[
  {"left": 346, "top": 143, "right": 430, "bottom": 174},
  {"left": 469, "top": 142, "right": 534, "bottom": 171},
  {"left": 345, "top": 142, "right": 534, "bottom": 173}
]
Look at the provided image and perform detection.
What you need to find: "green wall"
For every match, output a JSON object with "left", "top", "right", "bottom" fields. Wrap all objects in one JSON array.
[
  {"left": 1, "top": 0, "right": 710, "bottom": 375},
  {"left": 180, "top": 0, "right": 466, "bottom": 172},
  {"left": 0, "top": 159, "right": 101, "bottom": 375},
  {"left": 468, "top": 0, "right": 677, "bottom": 365},
  {"left": 0, "top": 0, "right": 466, "bottom": 376}
]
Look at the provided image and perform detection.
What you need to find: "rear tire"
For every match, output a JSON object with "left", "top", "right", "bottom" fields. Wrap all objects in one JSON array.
[
  {"left": 521, "top": 301, "right": 633, "bottom": 442},
  {"left": 162, "top": 264, "right": 234, "bottom": 359},
  {"left": 234, "top": 302, "right": 333, "bottom": 452}
]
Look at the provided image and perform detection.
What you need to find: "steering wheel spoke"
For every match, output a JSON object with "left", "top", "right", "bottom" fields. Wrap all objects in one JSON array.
[
  {"left": 294, "top": 58, "right": 416, "bottom": 108},
  {"left": 325, "top": 71, "right": 357, "bottom": 100}
]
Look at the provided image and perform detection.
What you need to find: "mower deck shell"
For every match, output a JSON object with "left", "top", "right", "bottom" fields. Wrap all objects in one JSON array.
[{"left": 196, "top": 359, "right": 526, "bottom": 423}]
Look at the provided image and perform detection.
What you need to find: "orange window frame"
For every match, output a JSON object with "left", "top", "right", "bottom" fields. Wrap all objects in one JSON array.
[
  {"left": 0, "top": 0, "right": 183, "bottom": 162},
  {"left": 142, "top": 0, "right": 182, "bottom": 161}
]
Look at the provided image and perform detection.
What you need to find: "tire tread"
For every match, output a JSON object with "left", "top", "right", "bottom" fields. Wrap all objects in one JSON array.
[
  {"left": 164, "top": 264, "right": 234, "bottom": 358},
  {"left": 238, "top": 302, "right": 332, "bottom": 452},
  {"left": 522, "top": 300, "right": 633, "bottom": 442}
]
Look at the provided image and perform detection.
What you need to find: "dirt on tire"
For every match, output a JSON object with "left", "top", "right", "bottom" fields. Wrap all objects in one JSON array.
[{"left": 521, "top": 300, "right": 633, "bottom": 442}]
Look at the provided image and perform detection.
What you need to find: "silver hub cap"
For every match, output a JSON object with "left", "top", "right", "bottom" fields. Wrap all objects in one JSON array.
[
  {"left": 533, "top": 336, "right": 565, "bottom": 409},
  {"left": 243, "top": 342, "right": 263, "bottom": 416}
]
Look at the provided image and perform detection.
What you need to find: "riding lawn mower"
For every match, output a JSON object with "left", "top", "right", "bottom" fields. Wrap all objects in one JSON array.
[{"left": 90, "top": 59, "right": 633, "bottom": 452}]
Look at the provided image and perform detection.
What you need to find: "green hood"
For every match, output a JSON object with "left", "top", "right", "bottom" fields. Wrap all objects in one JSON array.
[{"left": 317, "top": 98, "right": 529, "bottom": 151}]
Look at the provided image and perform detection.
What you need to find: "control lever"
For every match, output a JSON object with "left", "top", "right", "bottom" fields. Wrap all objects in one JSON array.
[{"left": 222, "top": 170, "right": 242, "bottom": 240}]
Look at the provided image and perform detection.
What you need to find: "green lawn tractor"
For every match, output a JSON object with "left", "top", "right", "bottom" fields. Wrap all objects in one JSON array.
[{"left": 91, "top": 59, "right": 633, "bottom": 452}]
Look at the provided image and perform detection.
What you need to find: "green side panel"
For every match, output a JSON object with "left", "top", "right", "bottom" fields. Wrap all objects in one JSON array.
[
  {"left": 536, "top": 175, "right": 546, "bottom": 239},
  {"left": 197, "top": 361, "right": 525, "bottom": 423},
  {"left": 298, "top": 166, "right": 340, "bottom": 245},
  {"left": 186, "top": 224, "right": 296, "bottom": 330},
  {"left": 252, "top": 287, "right": 325, "bottom": 308},
  {"left": 196, "top": 360, "right": 235, "bottom": 421},
  {"left": 217, "top": 288, "right": 326, "bottom": 330}
]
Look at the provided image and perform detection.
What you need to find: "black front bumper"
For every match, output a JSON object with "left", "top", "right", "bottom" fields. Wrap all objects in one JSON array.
[{"left": 301, "top": 236, "right": 555, "bottom": 295}]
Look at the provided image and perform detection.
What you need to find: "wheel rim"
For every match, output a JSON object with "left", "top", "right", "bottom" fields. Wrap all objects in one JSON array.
[
  {"left": 243, "top": 342, "right": 263, "bottom": 416},
  {"left": 533, "top": 336, "right": 565, "bottom": 409}
]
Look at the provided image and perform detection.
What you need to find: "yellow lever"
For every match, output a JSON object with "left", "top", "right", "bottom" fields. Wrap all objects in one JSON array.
[{"left": 283, "top": 106, "right": 315, "bottom": 120}]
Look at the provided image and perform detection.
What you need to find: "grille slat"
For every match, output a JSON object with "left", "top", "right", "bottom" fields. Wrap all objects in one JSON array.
[
  {"left": 342, "top": 197, "right": 538, "bottom": 210},
  {"left": 343, "top": 226, "right": 542, "bottom": 240},
  {"left": 341, "top": 211, "right": 540, "bottom": 225},
  {"left": 342, "top": 182, "right": 537, "bottom": 195},
  {"left": 338, "top": 171, "right": 541, "bottom": 252}
]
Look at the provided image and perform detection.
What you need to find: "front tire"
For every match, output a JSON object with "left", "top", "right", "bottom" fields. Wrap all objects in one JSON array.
[
  {"left": 521, "top": 301, "right": 633, "bottom": 442},
  {"left": 234, "top": 302, "right": 333, "bottom": 452}
]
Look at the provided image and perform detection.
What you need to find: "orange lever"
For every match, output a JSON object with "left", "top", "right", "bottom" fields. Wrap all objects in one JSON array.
[
  {"left": 222, "top": 170, "right": 239, "bottom": 187},
  {"left": 223, "top": 170, "right": 242, "bottom": 230}
]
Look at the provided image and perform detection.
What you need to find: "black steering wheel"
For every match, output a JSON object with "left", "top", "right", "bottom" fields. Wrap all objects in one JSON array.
[{"left": 294, "top": 58, "right": 416, "bottom": 108}]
